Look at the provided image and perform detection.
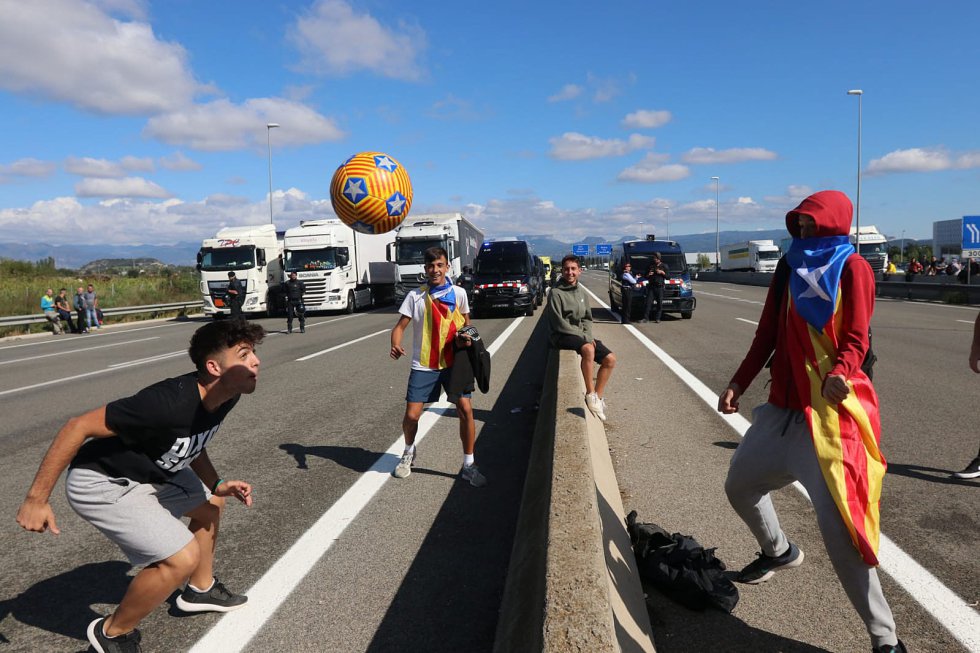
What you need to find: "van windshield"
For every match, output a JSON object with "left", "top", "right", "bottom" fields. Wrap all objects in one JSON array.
[{"left": 475, "top": 256, "right": 528, "bottom": 276}]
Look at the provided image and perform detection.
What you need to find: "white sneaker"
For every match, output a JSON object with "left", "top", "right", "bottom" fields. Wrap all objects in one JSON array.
[
  {"left": 586, "top": 393, "right": 606, "bottom": 421},
  {"left": 393, "top": 450, "right": 416, "bottom": 478}
]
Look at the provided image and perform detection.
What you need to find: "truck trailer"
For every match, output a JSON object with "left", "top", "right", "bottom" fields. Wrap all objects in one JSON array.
[
  {"left": 392, "top": 213, "right": 484, "bottom": 301},
  {"left": 719, "top": 240, "right": 781, "bottom": 272},
  {"left": 197, "top": 224, "right": 284, "bottom": 318},
  {"left": 283, "top": 219, "right": 396, "bottom": 313}
]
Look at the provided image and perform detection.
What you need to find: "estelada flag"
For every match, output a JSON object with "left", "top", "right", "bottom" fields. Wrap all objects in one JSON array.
[
  {"left": 784, "top": 259, "right": 885, "bottom": 566},
  {"left": 419, "top": 287, "right": 465, "bottom": 371}
]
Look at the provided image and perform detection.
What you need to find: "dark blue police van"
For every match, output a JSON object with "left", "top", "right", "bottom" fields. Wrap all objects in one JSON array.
[
  {"left": 608, "top": 236, "right": 696, "bottom": 319},
  {"left": 469, "top": 239, "right": 543, "bottom": 317}
]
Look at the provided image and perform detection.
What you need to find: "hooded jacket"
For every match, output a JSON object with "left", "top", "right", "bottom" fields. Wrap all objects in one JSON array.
[
  {"left": 729, "top": 190, "right": 874, "bottom": 410},
  {"left": 546, "top": 279, "right": 593, "bottom": 346}
]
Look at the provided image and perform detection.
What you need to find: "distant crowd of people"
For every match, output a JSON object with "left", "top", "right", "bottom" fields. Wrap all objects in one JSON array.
[
  {"left": 890, "top": 255, "right": 980, "bottom": 282},
  {"left": 39, "top": 284, "right": 102, "bottom": 335}
]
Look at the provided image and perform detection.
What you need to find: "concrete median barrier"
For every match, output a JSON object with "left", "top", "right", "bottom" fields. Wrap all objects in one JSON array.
[{"left": 494, "top": 349, "right": 655, "bottom": 653}]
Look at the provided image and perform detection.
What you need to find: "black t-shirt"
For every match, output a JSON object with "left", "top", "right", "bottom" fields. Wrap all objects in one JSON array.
[{"left": 70, "top": 373, "right": 240, "bottom": 483}]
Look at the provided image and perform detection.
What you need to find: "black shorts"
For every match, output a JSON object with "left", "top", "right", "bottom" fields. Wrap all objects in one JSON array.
[{"left": 554, "top": 335, "right": 612, "bottom": 363}]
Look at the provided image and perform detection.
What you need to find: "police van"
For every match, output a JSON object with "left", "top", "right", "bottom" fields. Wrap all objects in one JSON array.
[{"left": 608, "top": 235, "right": 696, "bottom": 319}]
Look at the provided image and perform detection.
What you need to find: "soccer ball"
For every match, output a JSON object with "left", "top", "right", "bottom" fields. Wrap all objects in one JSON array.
[{"left": 329, "top": 152, "right": 413, "bottom": 234}]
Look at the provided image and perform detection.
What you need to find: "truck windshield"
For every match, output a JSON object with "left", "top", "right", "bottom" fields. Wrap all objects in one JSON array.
[
  {"left": 475, "top": 256, "right": 528, "bottom": 276},
  {"left": 285, "top": 248, "right": 340, "bottom": 272},
  {"left": 758, "top": 250, "right": 781, "bottom": 260},
  {"left": 858, "top": 243, "right": 886, "bottom": 255},
  {"left": 397, "top": 238, "right": 446, "bottom": 264},
  {"left": 199, "top": 246, "right": 256, "bottom": 271}
]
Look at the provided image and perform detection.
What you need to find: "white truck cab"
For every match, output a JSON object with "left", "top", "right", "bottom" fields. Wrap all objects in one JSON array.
[{"left": 198, "top": 224, "right": 284, "bottom": 317}]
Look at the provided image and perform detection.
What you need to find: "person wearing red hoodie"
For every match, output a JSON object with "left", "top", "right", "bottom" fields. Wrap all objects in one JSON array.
[{"left": 717, "top": 191, "right": 905, "bottom": 653}]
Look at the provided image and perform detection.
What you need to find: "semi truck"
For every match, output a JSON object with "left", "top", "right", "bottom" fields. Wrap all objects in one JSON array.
[
  {"left": 197, "top": 224, "right": 284, "bottom": 318},
  {"left": 850, "top": 225, "right": 889, "bottom": 273},
  {"left": 719, "top": 239, "right": 781, "bottom": 272},
  {"left": 282, "top": 219, "right": 396, "bottom": 313},
  {"left": 391, "top": 213, "right": 484, "bottom": 301}
]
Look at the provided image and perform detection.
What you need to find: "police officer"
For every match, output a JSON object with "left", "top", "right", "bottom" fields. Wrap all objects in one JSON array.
[
  {"left": 226, "top": 271, "right": 244, "bottom": 320},
  {"left": 643, "top": 253, "right": 668, "bottom": 323},
  {"left": 283, "top": 271, "right": 306, "bottom": 333},
  {"left": 620, "top": 262, "right": 638, "bottom": 324}
]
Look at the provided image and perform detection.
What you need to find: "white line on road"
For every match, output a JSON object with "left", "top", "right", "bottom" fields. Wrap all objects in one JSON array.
[
  {"left": 0, "top": 337, "right": 159, "bottom": 366},
  {"left": 0, "top": 320, "right": 189, "bottom": 351},
  {"left": 736, "top": 317, "right": 759, "bottom": 326},
  {"left": 189, "top": 316, "right": 527, "bottom": 653},
  {"left": 108, "top": 351, "right": 185, "bottom": 368},
  {"left": 956, "top": 319, "right": 973, "bottom": 324},
  {"left": 580, "top": 284, "right": 980, "bottom": 652},
  {"left": 295, "top": 330, "right": 388, "bottom": 361},
  {"left": 698, "top": 290, "right": 765, "bottom": 305}
]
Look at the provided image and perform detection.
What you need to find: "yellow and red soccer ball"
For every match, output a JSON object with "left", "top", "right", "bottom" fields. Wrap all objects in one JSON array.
[{"left": 329, "top": 151, "right": 413, "bottom": 234}]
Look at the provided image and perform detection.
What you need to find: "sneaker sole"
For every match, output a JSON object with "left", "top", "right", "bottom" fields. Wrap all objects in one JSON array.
[
  {"left": 176, "top": 596, "right": 247, "bottom": 613},
  {"left": 952, "top": 470, "right": 980, "bottom": 479},
  {"left": 392, "top": 467, "right": 412, "bottom": 479},
  {"left": 86, "top": 619, "right": 108, "bottom": 653},
  {"left": 739, "top": 549, "right": 805, "bottom": 585}
]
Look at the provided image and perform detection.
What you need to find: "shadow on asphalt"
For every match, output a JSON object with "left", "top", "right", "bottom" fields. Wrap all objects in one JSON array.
[
  {"left": 885, "top": 461, "right": 980, "bottom": 486},
  {"left": 278, "top": 443, "right": 398, "bottom": 472},
  {"left": 364, "top": 315, "right": 551, "bottom": 653},
  {"left": 713, "top": 441, "right": 740, "bottom": 450},
  {"left": 0, "top": 560, "right": 131, "bottom": 647}
]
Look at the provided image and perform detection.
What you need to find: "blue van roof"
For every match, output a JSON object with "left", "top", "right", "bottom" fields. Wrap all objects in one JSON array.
[{"left": 622, "top": 239, "right": 684, "bottom": 254}]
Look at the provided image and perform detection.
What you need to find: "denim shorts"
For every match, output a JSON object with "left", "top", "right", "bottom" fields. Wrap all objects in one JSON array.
[{"left": 406, "top": 367, "right": 472, "bottom": 404}]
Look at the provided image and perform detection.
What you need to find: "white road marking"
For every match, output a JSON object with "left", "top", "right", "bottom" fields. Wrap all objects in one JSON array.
[
  {"left": 108, "top": 351, "right": 185, "bottom": 368},
  {"left": 698, "top": 289, "right": 765, "bottom": 305},
  {"left": 956, "top": 319, "right": 973, "bottom": 324},
  {"left": 189, "top": 316, "right": 527, "bottom": 653},
  {"left": 0, "top": 320, "right": 189, "bottom": 351},
  {"left": 580, "top": 283, "right": 980, "bottom": 652},
  {"left": 736, "top": 318, "right": 759, "bottom": 326},
  {"left": 0, "top": 337, "right": 159, "bottom": 366},
  {"left": 296, "top": 330, "right": 388, "bottom": 361}
]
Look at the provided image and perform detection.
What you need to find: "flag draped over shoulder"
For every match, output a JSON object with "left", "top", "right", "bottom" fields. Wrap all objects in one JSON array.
[
  {"left": 784, "top": 239, "right": 886, "bottom": 566},
  {"left": 419, "top": 286, "right": 465, "bottom": 370}
]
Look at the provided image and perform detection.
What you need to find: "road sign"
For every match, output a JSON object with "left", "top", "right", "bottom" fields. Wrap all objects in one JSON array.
[
  {"left": 596, "top": 243, "right": 612, "bottom": 256},
  {"left": 572, "top": 243, "right": 590, "bottom": 256},
  {"left": 961, "top": 216, "right": 980, "bottom": 258}
]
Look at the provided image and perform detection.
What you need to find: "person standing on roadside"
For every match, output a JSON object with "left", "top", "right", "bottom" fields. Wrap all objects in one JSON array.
[
  {"left": 16, "top": 320, "right": 264, "bottom": 653},
  {"left": 389, "top": 246, "right": 485, "bottom": 487},
  {"left": 83, "top": 283, "right": 99, "bottom": 330},
  {"left": 74, "top": 286, "right": 89, "bottom": 333},
  {"left": 717, "top": 190, "right": 904, "bottom": 653},
  {"left": 226, "top": 272, "right": 244, "bottom": 321},
  {"left": 643, "top": 253, "right": 669, "bottom": 323},
  {"left": 55, "top": 288, "right": 78, "bottom": 333},
  {"left": 953, "top": 311, "right": 980, "bottom": 479},
  {"left": 620, "top": 262, "right": 638, "bottom": 324},
  {"left": 282, "top": 271, "right": 307, "bottom": 334},
  {"left": 546, "top": 254, "right": 616, "bottom": 421},
  {"left": 40, "top": 288, "right": 63, "bottom": 335}
]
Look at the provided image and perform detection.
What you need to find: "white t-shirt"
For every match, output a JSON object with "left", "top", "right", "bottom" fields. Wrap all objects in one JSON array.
[{"left": 399, "top": 286, "right": 470, "bottom": 371}]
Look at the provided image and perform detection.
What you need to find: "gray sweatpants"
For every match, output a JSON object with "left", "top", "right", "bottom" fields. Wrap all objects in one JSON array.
[{"left": 725, "top": 402, "right": 898, "bottom": 648}]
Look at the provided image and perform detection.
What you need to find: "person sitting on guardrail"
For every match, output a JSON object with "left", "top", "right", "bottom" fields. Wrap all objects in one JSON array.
[
  {"left": 717, "top": 190, "right": 905, "bottom": 653},
  {"left": 39, "top": 288, "right": 63, "bottom": 335},
  {"left": 54, "top": 288, "right": 79, "bottom": 333},
  {"left": 15, "top": 319, "right": 265, "bottom": 653},
  {"left": 546, "top": 254, "right": 616, "bottom": 421}
]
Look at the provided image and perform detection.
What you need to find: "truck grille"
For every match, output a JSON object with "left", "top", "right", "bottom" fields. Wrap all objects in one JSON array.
[{"left": 302, "top": 278, "right": 329, "bottom": 304}]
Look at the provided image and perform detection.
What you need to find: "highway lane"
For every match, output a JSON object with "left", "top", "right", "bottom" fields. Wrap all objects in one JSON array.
[
  {"left": 0, "top": 307, "right": 547, "bottom": 652},
  {"left": 578, "top": 270, "right": 977, "bottom": 652}
]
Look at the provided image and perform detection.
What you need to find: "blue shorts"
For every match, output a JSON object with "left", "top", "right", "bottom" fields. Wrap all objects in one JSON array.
[{"left": 406, "top": 368, "right": 472, "bottom": 404}]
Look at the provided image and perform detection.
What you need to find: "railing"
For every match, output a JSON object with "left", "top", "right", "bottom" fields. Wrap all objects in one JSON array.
[{"left": 0, "top": 300, "right": 203, "bottom": 328}]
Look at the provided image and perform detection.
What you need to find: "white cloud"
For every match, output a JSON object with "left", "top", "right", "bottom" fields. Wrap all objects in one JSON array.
[
  {"left": 764, "top": 185, "right": 814, "bottom": 205},
  {"left": 426, "top": 94, "right": 489, "bottom": 121},
  {"left": 144, "top": 98, "right": 345, "bottom": 151},
  {"left": 75, "top": 176, "right": 170, "bottom": 198},
  {"left": 548, "top": 84, "right": 583, "bottom": 102},
  {"left": 288, "top": 0, "right": 427, "bottom": 81},
  {"left": 0, "top": 158, "right": 57, "bottom": 178},
  {"left": 64, "top": 156, "right": 154, "bottom": 178},
  {"left": 866, "top": 147, "right": 980, "bottom": 175},
  {"left": 621, "top": 110, "right": 672, "bottom": 129},
  {"left": 681, "top": 147, "right": 778, "bottom": 164},
  {"left": 159, "top": 151, "right": 202, "bottom": 171},
  {"left": 549, "top": 132, "right": 655, "bottom": 161},
  {"left": 617, "top": 153, "right": 690, "bottom": 183},
  {"left": 0, "top": 0, "right": 201, "bottom": 115}
]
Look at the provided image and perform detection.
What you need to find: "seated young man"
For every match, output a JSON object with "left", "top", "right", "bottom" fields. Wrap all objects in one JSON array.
[
  {"left": 546, "top": 254, "right": 616, "bottom": 421},
  {"left": 16, "top": 320, "right": 265, "bottom": 653}
]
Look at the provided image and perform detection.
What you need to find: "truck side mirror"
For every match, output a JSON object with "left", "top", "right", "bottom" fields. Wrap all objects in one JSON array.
[
  {"left": 257, "top": 250, "right": 267, "bottom": 267},
  {"left": 386, "top": 242, "right": 394, "bottom": 262}
]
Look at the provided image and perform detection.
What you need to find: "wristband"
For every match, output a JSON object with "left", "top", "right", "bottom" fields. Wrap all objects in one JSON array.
[{"left": 211, "top": 478, "right": 223, "bottom": 493}]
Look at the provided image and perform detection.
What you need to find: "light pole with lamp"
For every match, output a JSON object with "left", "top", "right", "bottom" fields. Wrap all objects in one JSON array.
[
  {"left": 900, "top": 229, "right": 905, "bottom": 264},
  {"left": 266, "top": 123, "right": 280, "bottom": 225},
  {"left": 847, "top": 90, "right": 863, "bottom": 253},
  {"left": 665, "top": 205, "right": 670, "bottom": 240},
  {"left": 712, "top": 176, "right": 720, "bottom": 270}
]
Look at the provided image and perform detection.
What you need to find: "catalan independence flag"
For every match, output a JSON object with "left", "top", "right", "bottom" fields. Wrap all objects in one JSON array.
[
  {"left": 784, "top": 251, "right": 885, "bottom": 566},
  {"left": 419, "top": 287, "right": 465, "bottom": 370}
]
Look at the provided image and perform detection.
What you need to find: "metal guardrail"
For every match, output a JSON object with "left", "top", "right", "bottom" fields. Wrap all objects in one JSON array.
[{"left": 0, "top": 300, "right": 203, "bottom": 328}]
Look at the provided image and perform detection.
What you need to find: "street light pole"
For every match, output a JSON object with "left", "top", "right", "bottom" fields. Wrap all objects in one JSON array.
[
  {"left": 847, "top": 90, "right": 863, "bottom": 252},
  {"left": 901, "top": 229, "right": 905, "bottom": 264},
  {"left": 711, "top": 176, "right": 720, "bottom": 270},
  {"left": 665, "top": 205, "right": 670, "bottom": 240},
  {"left": 266, "top": 123, "right": 280, "bottom": 225}
]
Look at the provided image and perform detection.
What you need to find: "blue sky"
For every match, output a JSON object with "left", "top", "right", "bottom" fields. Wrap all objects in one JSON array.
[{"left": 1, "top": 0, "right": 978, "bottom": 246}]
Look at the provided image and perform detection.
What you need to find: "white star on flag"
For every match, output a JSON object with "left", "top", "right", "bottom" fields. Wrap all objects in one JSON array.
[
  {"left": 374, "top": 155, "right": 397, "bottom": 172},
  {"left": 387, "top": 194, "right": 406, "bottom": 215},
  {"left": 795, "top": 262, "right": 832, "bottom": 301},
  {"left": 343, "top": 179, "right": 366, "bottom": 203}
]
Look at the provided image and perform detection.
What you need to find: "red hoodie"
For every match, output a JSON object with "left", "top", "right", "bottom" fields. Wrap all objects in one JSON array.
[{"left": 729, "top": 190, "right": 875, "bottom": 411}]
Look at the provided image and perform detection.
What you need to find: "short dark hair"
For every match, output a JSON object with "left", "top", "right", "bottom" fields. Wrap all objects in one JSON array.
[
  {"left": 424, "top": 247, "right": 449, "bottom": 264},
  {"left": 228, "top": 271, "right": 236, "bottom": 278},
  {"left": 188, "top": 320, "right": 266, "bottom": 374},
  {"left": 561, "top": 254, "right": 580, "bottom": 268},
  {"left": 59, "top": 288, "right": 66, "bottom": 292}
]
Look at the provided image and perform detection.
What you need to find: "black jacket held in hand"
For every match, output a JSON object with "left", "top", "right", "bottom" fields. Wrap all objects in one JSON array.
[{"left": 447, "top": 326, "right": 491, "bottom": 399}]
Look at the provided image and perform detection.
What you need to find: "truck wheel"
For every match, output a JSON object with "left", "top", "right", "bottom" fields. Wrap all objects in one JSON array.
[
  {"left": 345, "top": 291, "right": 355, "bottom": 314},
  {"left": 681, "top": 311, "right": 693, "bottom": 319}
]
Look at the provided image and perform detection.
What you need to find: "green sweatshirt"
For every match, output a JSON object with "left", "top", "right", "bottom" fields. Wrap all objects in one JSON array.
[{"left": 546, "top": 279, "right": 593, "bottom": 346}]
